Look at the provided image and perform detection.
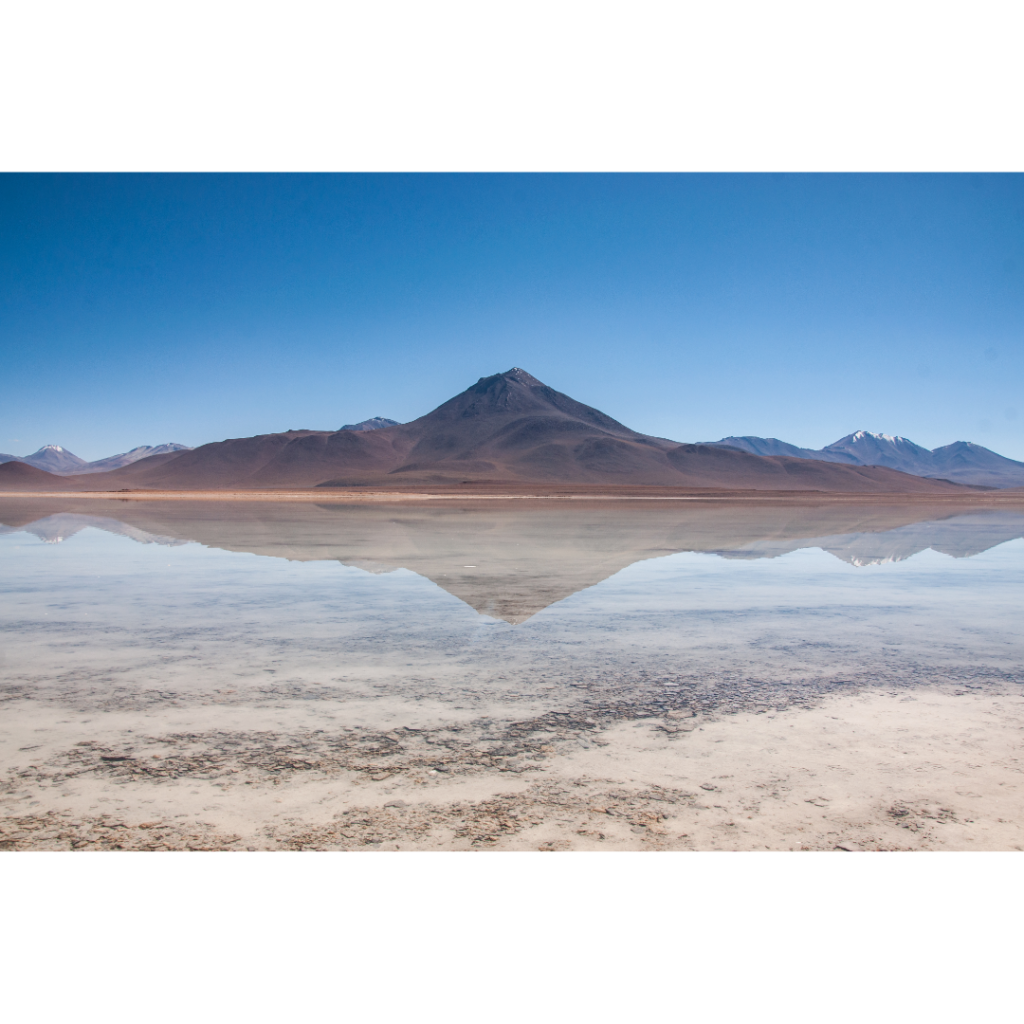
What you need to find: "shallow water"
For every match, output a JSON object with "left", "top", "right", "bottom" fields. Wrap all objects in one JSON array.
[{"left": 2, "top": 498, "right": 1023, "bottom": 851}]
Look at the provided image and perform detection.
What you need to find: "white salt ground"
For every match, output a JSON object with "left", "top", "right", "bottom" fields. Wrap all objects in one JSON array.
[{"left": 2, "top": 685, "right": 1021, "bottom": 851}]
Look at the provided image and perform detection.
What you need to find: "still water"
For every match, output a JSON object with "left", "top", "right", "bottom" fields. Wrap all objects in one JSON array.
[{"left": 2, "top": 498, "right": 1023, "bottom": 850}]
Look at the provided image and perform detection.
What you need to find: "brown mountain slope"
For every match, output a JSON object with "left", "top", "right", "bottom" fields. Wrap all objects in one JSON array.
[
  {"left": 0, "top": 369, "right": 978, "bottom": 493},
  {"left": 0, "top": 461, "right": 77, "bottom": 490}
]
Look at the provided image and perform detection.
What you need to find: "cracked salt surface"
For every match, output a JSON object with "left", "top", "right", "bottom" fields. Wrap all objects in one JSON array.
[{"left": 1, "top": 501, "right": 1023, "bottom": 850}]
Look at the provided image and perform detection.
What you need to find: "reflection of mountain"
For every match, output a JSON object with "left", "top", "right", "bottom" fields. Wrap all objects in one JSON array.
[
  {"left": 0, "top": 513, "right": 189, "bottom": 546},
  {"left": 2, "top": 499, "right": 1022, "bottom": 622},
  {"left": 711, "top": 513, "right": 1024, "bottom": 565}
]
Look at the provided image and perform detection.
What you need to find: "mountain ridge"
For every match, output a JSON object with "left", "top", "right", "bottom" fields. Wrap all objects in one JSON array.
[
  {"left": 708, "top": 431, "right": 1024, "bottom": 488},
  {"left": 0, "top": 369, "right": 977, "bottom": 494},
  {"left": 2, "top": 444, "right": 90, "bottom": 474},
  {"left": 0, "top": 442, "right": 193, "bottom": 475}
]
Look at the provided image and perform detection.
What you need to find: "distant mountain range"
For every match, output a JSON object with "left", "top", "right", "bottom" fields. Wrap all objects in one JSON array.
[
  {"left": 706, "top": 431, "right": 1024, "bottom": 488},
  {"left": 0, "top": 369, "right": 982, "bottom": 494},
  {"left": 0, "top": 443, "right": 192, "bottom": 475}
]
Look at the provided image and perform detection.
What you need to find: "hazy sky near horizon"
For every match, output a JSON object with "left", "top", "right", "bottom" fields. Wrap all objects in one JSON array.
[{"left": 2, "top": 173, "right": 1022, "bottom": 461}]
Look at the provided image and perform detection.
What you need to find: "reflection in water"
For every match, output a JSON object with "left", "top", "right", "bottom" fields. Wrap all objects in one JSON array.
[
  {"left": 2, "top": 498, "right": 1023, "bottom": 622},
  {"left": 1, "top": 497, "right": 1023, "bottom": 851}
]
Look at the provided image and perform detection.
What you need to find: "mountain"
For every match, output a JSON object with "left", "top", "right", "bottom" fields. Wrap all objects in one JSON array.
[
  {"left": 708, "top": 430, "right": 1024, "bottom": 488},
  {"left": 64, "top": 443, "right": 193, "bottom": 474},
  {"left": 823, "top": 431, "right": 945, "bottom": 474},
  {"left": 0, "top": 369, "right": 978, "bottom": 493},
  {"left": 0, "top": 443, "right": 193, "bottom": 475},
  {"left": 338, "top": 417, "right": 400, "bottom": 431},
  {"left": 17, "top": 445, "right": 90, "bottom": 473},
  {"left": 0, "top": 461, "right": 76, "bottom": 490},
  {"left": 926, "top": 441, "right": 1024, "bottom": 488},
  {"left": 713, "top": 436, "right": 857, "bottom": 463}
]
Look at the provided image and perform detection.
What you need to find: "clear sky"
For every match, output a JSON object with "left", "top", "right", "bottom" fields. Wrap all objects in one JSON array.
[{"left": 2, "top": 173, "right": 1022, "bottom": 461}]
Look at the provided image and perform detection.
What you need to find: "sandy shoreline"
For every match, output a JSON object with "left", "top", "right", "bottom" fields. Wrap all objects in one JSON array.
[{"left": 3, "top": 487, "right": 1024, "bottom": 507}]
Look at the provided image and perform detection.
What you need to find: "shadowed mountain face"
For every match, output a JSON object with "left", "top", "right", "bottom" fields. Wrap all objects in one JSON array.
[
  {"left": 926, "top": 442, "right": 1024, "bottom": 487},
  {"left": 3, "top": 498, "right": 1022, "bottom": 623},
  {"left": 0, "top": 462, "right": 74, "bottom": 489},
  {"left": 0, "top": 370, "right": 975, "bottom": 493},
  {"left": 710, "top": 432, "right": 1024, "bottom": 488}
]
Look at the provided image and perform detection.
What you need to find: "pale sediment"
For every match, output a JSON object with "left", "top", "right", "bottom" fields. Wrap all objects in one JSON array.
[{"left": 3, "top": 673, "right": 1022, "bottom": 852}]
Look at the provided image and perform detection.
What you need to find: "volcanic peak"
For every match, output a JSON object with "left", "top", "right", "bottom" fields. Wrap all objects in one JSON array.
[{"left": 415, "top": 367, "right": 638, "bottom": 439}]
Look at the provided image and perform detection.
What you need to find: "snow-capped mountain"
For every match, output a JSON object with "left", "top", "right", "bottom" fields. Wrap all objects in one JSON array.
[
  {"left": 707, "top": 431, "right": 1024, "bottom": 488},
  {"left": 0, "top": 443, "right": 192, "bottom": 475},
  {"left": 338, "top": 417, "right": 400, "bottom": 431},
  {"left": 820, "top": 431, "right": 938, "bottom": 474},
  {"left": 63, "top": 443, "right": 193, "bottom": 474},
  {"left": 15, "top": 445, "right": 90, "bottom": 473}
]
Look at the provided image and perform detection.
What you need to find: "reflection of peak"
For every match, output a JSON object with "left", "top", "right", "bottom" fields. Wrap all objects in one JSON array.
[
  {"left": 721, "top": 514, "right": 1024, "bottom": 566},
  {"left": 2, "top": 500, "right": 1022, "bottom": 623},
  {"left": 18, "top": 514, "right": 191, "bottom": 548},
  {"left": 345, "top": 559, "right": 401, "bottom": 575}
]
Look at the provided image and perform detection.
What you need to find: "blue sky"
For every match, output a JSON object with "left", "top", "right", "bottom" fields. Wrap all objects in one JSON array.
[{"left": 2, "top": 173, "right": 1022, "bottom": 461}]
